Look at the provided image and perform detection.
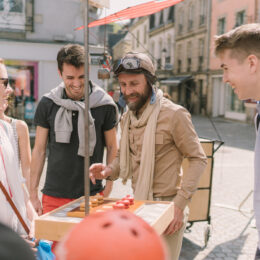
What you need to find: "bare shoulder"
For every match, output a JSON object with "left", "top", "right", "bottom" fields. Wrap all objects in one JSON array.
[{"left": 15, "top": 119, "right": 29, "bottom": 135}]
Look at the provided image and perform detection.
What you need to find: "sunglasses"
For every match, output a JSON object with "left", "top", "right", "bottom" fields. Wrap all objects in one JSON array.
[
  {"left": 113, "top": 57, "right": 141, "bottom": 74},
  {"left": 0, "top": 78, "right": 9, "bottom": 88}
]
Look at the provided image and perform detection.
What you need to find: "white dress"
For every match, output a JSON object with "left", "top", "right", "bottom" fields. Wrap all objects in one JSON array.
[{"left": 0, "top": 119, "right": 29, "bottom": 235}]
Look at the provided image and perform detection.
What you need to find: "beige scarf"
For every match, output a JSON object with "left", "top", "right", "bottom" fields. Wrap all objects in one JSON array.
[{"left": 120, "top": 89, "right": 163, "bottom": 200}]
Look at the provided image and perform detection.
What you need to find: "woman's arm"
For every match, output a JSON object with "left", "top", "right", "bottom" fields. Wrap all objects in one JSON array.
[{"left": 16, "top": 120, "right": 31, "bottom": 189}]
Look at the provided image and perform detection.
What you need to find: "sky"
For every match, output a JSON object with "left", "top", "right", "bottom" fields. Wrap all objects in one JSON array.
[{"left": 99, "top": 0, "right": 154, "bottom": 18}]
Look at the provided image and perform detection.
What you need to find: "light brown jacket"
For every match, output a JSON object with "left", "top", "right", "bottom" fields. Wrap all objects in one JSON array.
[{"left": 110, "top": 98, "right": 207, "bottom": 209}]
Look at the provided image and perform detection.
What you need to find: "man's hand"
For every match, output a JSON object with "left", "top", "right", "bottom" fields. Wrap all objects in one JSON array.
[
  {"left": 29, "top": 193, "right": 43, "bottom": 216},
  {"left": 164, "top": 205, "right": 184, "bottom": 235},
  {"left": 102, "top": 180, "right": 113, "bottom": 197},
  {"left": 89, "top": 163, "right": 112, "bottom": 184}
]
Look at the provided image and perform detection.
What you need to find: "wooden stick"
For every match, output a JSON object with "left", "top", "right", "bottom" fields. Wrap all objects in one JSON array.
[{"left": 0, "top": 181, "right": 30, "bottom": 235}]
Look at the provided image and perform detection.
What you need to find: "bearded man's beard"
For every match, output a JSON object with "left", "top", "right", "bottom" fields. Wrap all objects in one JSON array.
[{"left": 124, "top": 85, "right": 152, "bottom": 111}]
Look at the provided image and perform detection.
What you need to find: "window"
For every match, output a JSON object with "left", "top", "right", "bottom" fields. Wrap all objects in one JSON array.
[
  {"left": 217, "top": 17, "right": 226, "bottom": 35},
  {"left": 168, "top": 6, "right": 174, "bottom": 22},
  {"left": 178, "top": 9, "right": 183, "bottom": 34},
  {"left": 199, "top": 0, "right": 207, "bottom": 25},
  {"left": 0, "top": 0, "right": 33, "bottom": 32},
  {"left": 0, "top": 0, "right": 23, "bottom": 13},
  {"left": 188, "top": 4, "right": 194, "bottom": 31},
  {"left": 144, "top": 26, "right": 147, "bottom": 44},
  {"left": 187, "top": 41, "right": 192, "bottom": 72},
  {"left": 137, "top": 30, "right": 140, "bottom": 48},
  {"left": 159, "top": 10, "right": 164, "bottom": 25},
  {"left": 157, "top": 58, "right": 161, "bottom": 69},
  {"left": 151, "top": 41, "right": 155, "bottom": 58},
  {"left": 177, "top": 59, "right": 182, "bottom": 73},
  {"left": 159, "top": 38, "right": 163, "bottom": 60},
  {"left": 10, "top": 0, "right": 23, "bottom": 12},
  {"left": 235, "top": 10, "right": 245, "bottom": 27},
  {"left": 177, "top": 44, "right": 182, "bottom": 73},
  {"left": 5, "top": 59, "right": 38, "bottom": 127},
  {"left": 198, "top": 38, "right": 204, "bottom": 71},
  {"left": 149, "top": 14, "right": 155, "bottom": 29},
  {"left": 167, "top": 36, "right": 172, "bottom": 62},
  {"left": 226, "top": 85, "right": 245, "bottom": 113},
  {"left": 158, "top": 39, "right": 162, "bottom": 70},
  {"left": 132, "top": 34, "right": 135, "bottom": 49}
]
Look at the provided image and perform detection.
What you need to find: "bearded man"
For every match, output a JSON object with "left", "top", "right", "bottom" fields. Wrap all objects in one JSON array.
[{"left": 89, "top": 52, "right": 207, "bottom": 260}]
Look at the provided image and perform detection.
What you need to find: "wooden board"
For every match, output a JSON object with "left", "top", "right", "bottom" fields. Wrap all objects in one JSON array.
[
  {"left": 67, "top": 199, "right": 144, "bottom": 218},
  {"left": 35, "top": 197, "right": 174, "bottom": 241}
]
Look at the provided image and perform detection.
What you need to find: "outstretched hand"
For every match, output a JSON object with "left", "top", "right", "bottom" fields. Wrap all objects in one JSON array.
[{"left": 89, "top": 163, "right": 112, "bottom": 184}]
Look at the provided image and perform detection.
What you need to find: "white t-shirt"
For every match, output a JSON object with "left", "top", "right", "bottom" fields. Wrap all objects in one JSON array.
[{"left": 0, "top": 120, "right": 29, "bottom": 235}]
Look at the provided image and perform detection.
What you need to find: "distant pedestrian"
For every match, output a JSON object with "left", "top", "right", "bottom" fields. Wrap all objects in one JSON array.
[
  {"left": 214, "top": 23, "right": 260, "bottom": 260},
  {"left": 113, "top": 85, "right": 125, "bottom": 114}
]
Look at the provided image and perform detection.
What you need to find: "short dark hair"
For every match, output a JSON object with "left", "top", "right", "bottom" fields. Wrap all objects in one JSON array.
[
  {"left": 57, "top": 44, "right": 85, "bottom": 73},
  {"left": 214, "top": 23, "right": 260, "bottom": 61}
]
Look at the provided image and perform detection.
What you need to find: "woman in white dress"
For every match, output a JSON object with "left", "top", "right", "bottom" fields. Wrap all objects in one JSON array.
[{"left": 0, "top": 59, "right": 37, "bottom": 236}]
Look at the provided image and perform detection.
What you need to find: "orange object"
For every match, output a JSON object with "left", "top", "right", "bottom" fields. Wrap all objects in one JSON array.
[
  {"left": 121, "top": 199, "right": 130, "bottom": 208},
  {"left": 124, "top": 195, "right": 134, "bottom": 205},
  {"left": 113, "top": 203, "right": 125, "bottom": 209},
  {"left": 55, "top": 210, "right": 168, "bottom": 260}
]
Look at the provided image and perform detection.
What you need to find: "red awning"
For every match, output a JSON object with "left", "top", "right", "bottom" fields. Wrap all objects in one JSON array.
[{"left": 76, "top": 0, "right": 183, "bottom": 30}]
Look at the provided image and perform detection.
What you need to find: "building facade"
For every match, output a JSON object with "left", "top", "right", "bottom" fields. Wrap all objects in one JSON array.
[
  {"left": 114, "top": 7, "right": 175, "bottom": 96},
  {"left": 168, "top": 0, "right": 210, "bottom": 114},
  {"left": 149, "top": 6, "right": 175, "bottom": 96},
  {"left": 0, "top": 0, "right": 107, "bottom": 124}
]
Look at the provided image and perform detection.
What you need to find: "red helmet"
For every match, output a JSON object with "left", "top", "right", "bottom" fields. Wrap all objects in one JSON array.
[{"left": 55, "top": 210, "right": 168, "bottom": 260}]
